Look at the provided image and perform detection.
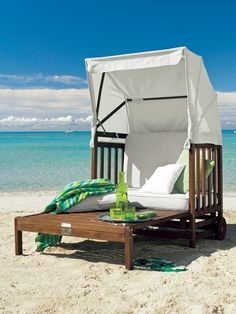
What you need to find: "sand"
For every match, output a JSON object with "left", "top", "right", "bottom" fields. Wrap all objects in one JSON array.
[{"left": 0, "top": 191, "right": 236, "bottom": 314}]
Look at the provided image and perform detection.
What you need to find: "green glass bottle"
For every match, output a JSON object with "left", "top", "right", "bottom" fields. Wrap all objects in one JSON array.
[{"left": 116, "top": 171, "right": 128, "bottom": 211}]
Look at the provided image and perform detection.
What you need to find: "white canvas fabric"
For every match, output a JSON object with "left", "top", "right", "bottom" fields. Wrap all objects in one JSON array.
[
  {"left": 85, "top": 47, "right": 222, "bottom": 148},
  {"left": 124, "top": 132, "right": 187, "bottom": 188},
  {"left": 139, "top": 164, "right": 185, "bottom": 194}
]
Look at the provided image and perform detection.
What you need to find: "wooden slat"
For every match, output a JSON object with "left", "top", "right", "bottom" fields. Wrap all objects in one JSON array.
[
  {"left": 194, "top": 144, "right": 221, "bottom": 149},
  {"left": 131, "top": 210, "right": 187, "bottom": 231},
  {"left": 213, "top": 147, "right": 217, "bottom": 206},
  {"left": 97, "top": 131, "right": 127, "bottom": 139},
  {"left": 121, "top": 146, "right": 125, "bottom": 171},
  {"left": 196, "top": 147, "right": 200, "bottom": 210},
  {"left": 202, "top": 148, "right": 206, "bottom": 210},
  {"left": 156, "top": 221, "right": 187, "bottom": 230},
  {"left": 134, "top": 228, "right": 190, "bottom": 239},
  {"left": 91, "top": 136, "right": 98, "bottom": 179},
  {"left": 98, "top": 142, "right": 125, "bottom": 149},
  {"left": 207, "top": 148, "right": 212, "bottom": 209},
  {"left": 195, "top": 217, "right": 217, "bottom": 228},
  {"left": 93, "top": 137, "right": 125, "bottom": 184},
  {"left": 217, "top": 146, "right": 223, "bottom": 218},
  {"left": 100, "top": 147, "right": 104, "bottom": 178},
  {"left": 189, "top": 144, "right": 196, "bottom": 247},
  {"left": 195, "top": 205, "right": 221, "bottom": 217},
  {"left": 114, "top": 147, "right": 118, "bottom": 184},
  {"left": 17, "top": 218, "right": 125, "bottom": 234},
  {"left": 107, "top": 147, "right": 111, "bottom": 180}
]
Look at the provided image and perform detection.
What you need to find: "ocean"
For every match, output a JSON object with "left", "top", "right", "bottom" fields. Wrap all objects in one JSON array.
[{"left": 0, "top": 131, "right": 235, "bottom": 193}]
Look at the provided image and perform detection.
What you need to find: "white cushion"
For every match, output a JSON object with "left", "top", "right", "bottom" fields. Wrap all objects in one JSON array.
[
  {"left": 139, "top": 164, "right": 184, "bottom": 194},
  {"left": 67, "top": 188, "right": 189, "bottom": 212},
  {"left": 124, "top": 132, "right": 187, "bottom": 188},
  {"left": 67, "top": 192, "right": 116, "bottom": 212},
  {"left": 128, "top": 188, "right": 189, "bottom": 211}
]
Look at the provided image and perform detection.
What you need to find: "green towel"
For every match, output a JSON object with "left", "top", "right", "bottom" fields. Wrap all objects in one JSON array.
[
  {"left": 134, "top": 258, "right": 186, "bottom": 272},
  {"left": 35, "top": 178, "right": 115, "bottom": 251}
]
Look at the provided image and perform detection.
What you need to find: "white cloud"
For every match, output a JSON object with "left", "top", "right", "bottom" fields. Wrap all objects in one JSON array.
[
  {"left": 217, "top": 91, "right": 236, "bottom": 129},
  {"left": 0, "top": 88, "right": 235, "bottom": 131},
  {"left": 0, "top": 73, "right": 87, "bottom": 86},
  {"left": 0, "top": 88, "right": 90, "bottom": 116},
  {"left": 47, "top": 75, "right": 86, "bottom": 85},
  {"left": 0, "top": 115, "right": 78, "bottom": 125},
  {"left": 0, "top": 88, "right": 91, "bottom": 130},
  {"left": 0, "top": 114, "right": 92, "bottom": 131},
  {"left": 79, "top": 115, "right": 92, "bottom": 123},
  {"left": 217, "top": 91, "right": 236, "bottom": 104}
]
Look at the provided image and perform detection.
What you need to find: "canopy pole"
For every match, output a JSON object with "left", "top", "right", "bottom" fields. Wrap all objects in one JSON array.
[
  {"left": 142, "top": 95, "right": 187, "bottom": 101},
  {"left": 96, "top": 72, "right": 105, "bottom": 116},
  {"left": 96, "top": 95, "right": 187, "bottom": 128},
  {"left": 96, "top": 99, "right": 131, "bottom": 128}
]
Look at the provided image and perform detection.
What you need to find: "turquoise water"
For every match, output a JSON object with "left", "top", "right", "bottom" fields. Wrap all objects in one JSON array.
[
  {"left": 0, "top": 131, "right": 235, "bottom": 192},
  {"left": 0, "top": 132, "right": 91, "bottom": 191}
]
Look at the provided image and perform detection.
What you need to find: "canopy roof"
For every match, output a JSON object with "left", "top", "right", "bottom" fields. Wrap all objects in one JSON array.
[{"left": 85, "top": 47, "right": 222, "bottom": 147}]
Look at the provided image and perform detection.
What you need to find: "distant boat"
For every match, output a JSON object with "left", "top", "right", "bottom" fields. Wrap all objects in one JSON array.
[
  {"left": 65, "top": 129, "right": 74, "bottom": 134},
  {"left": 234, "top": 130, "right": 236, "bottom": 134}
]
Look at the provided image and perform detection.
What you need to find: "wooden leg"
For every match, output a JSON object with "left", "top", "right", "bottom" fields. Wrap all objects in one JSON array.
[
  {"left": 15, "top": 218, "right": 23, "bottom": 255},
  {"left": 124, "top": 227, "right": 133, "bottom": 270},
  {"left": 189, "top": 239, "right": 196, "bottom": 248},
  {"left": 189, "top": 214, "right": 196, "bottom": 248}
]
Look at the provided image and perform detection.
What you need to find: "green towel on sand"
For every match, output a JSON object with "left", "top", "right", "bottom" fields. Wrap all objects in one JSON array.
[
  {"left": 35, "top": 178, "right": 115, "bottom": 251},
  {"left": 134, "top": 258, "right": 186, "bottom": 272}
]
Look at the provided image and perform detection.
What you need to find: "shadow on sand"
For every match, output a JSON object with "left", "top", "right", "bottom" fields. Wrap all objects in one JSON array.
[{"left": 43, "top": 223, "right": 236, "bottom": 268}]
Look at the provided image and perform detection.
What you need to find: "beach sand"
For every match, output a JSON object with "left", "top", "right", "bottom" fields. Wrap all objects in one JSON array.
[{"left": 0, "top": 192, "right": 236, "bottom": 314}]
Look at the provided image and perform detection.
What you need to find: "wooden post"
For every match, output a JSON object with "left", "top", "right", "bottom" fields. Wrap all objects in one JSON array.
[
  {"left": 208, "top": 148, "right": 212, "bottom": 209},
  {"left": 202, "top": 148, "right": 206, "bottom": 210},
  {"left": 114, "top": 147, "right": 118, "bottom": 184},
  {"left": 15, "top": 218, "right": 22, "bottom": 255},
  {"left": 189, "top": 144, "right": 196, "bottom": 248},
  {"left": 213, "top": 148, "right": 217, "bottom": 206},
  {"left": 100, "top": 147, "right": 104, "bottom": 178},
  {"left": 196, "top": 147, "right": 200, "bottom": 210},
  {"left": 218, "top": 146, "right": 223, "bottom": 218},
  {"left": 91, "top": 135, "right": 98, "bottom": 179},
  {"left": 124, "top": 227, "right": 133, "bottom": 270},
  {"left": 107, "top": 147, "right": 111, "bottom": 180},
  {"left": 121, "top": 146, "right": 125, "bottom": 171}
]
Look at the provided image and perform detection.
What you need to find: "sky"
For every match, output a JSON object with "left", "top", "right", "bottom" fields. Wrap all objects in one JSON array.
[{"left": 0, "top": 0, "right": 236, "bottom": 131}]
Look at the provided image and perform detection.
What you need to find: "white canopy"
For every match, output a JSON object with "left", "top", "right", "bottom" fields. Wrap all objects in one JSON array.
[{"left": 85, "top": 47, "right": 222, "bottom": 147}]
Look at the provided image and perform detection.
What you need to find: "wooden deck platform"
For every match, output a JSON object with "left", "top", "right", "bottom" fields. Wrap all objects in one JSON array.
[{"left": 15, "top": 209, "right": 187, "bottom": 269}]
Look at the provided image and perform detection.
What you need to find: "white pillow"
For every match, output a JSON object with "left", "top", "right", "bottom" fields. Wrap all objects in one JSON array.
[
  {"left": 139, "top": 164, "right": 185, "bottom": 194},
  {"left": 67, "top": 192, "right": 116, "bottom": 212}
]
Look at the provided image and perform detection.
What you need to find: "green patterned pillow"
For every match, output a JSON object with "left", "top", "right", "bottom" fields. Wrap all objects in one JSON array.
[{"left": 174, "top": 150, "right": 214, "bottom": 194}]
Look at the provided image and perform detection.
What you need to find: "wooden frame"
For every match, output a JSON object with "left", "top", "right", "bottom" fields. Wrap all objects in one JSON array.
[
  {"left": 15, "top": 210, "right": 186, "bottom": 269},
  {"left": 91, "top": 132, "right": 225, "bottom": 248},
  {"left": 14, "top": 133, "right": 225, "bottom": 269},
  {"left": 91, "top": 132, "right": 127, "bottom": 184}
]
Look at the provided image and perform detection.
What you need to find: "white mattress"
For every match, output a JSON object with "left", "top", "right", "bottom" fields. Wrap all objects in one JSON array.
[{"left": 67, "top": 188, "right": 189, "bottom": 212}]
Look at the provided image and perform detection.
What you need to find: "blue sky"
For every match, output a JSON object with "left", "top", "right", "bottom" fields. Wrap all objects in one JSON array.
[{"left": 0, "top": 0, "right": 236, "bottom": 130}]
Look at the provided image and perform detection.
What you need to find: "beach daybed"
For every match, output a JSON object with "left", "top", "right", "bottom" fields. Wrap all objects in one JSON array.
[
  {"left": 15, "top": 47, "right": 226, "bottom": 268},
  {"left": 86, "top": 46, "right": 225, "bottom": 248}
]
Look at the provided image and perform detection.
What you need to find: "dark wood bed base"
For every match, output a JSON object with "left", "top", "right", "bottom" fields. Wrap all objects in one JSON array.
[
  {"left": 14, "top": 133, "right": 225, "bottom": 267},
  {"left": 91, "top": 132, "right": 226, "bottom": 248}
]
